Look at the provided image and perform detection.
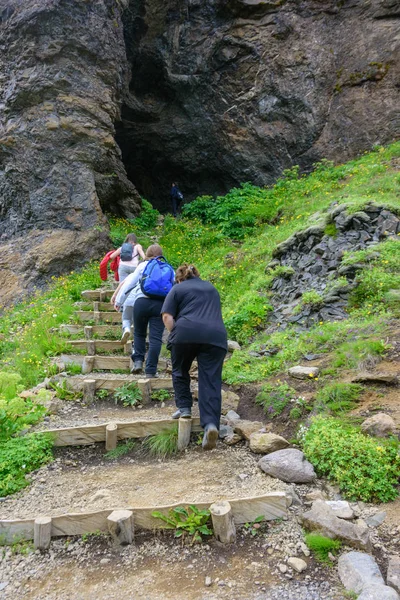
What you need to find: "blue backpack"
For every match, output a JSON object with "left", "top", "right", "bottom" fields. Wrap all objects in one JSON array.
[{"left": 140, "top": 256, "right": 174, "bottom": 300}]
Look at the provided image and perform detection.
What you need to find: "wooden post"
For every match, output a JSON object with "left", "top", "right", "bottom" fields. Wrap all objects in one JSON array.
[
  {"left": 93, "top": 302, "right": 101, "bottom": 324},
  {"left": 86, "top": 340, "right": 96, "bottom": 356},
  {"left": 84, "top": 326, "right": 93, "bottom": 340},
  {"left": 82, "top": 356, "right": 95, "bottom": 374},
  {"left": 178, "top": 417, "right": 192, "bottom": 450},
  {"left": 99, "top": 290, "right": 106, "bottom": 302},
  {"left": 105, "top": 423, "right": 118, "bottom": 451},
  {"left": 83, "top": 379, "right": 96, "bottom": 404},
  {"left": 34, "top": 516, "right": 52, "bottom": 550},
  {"left": 209, "top": 501, "right": 236, "bottom": 544},
  {"left": 107, "top": 510, "right": 134, "bottom": 545},
  {"left": 124, "top": 341, "right": 132, "bottom": 355},
  {"left": 137, "top": 378, "right": 151, "bottom": 403}
]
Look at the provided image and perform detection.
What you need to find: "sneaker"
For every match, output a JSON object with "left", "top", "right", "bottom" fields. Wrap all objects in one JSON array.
[
  {"left": 121, "top": 328, "right": 131, "bottom": 345},
  {"left": 145, "top": 373, "right": 159, "bottom": 379},
  {"left": 202, "top": 424, "right": 218, "bottom": 451},
  {"left": 130, "top": 360, "right": 143, "bottom": 374},
  {"left": 172, "top": 408, "right": 192, "bottom": 419}
]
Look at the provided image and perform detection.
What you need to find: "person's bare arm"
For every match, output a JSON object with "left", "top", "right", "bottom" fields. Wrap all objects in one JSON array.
[
  {"left": 137, "top": 244, "right": 146, "bottom": 260},
  {"left": 110, "top": 247, "right": 121, "bottom": 260},
  {"left": 162, "top": 313, "right": 175, "bottom": 332},
  {"left": 111, "top": 280, "right": 124, "bottom": 306}
]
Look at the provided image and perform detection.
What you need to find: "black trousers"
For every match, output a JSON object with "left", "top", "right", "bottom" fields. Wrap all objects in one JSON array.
[
  {"left": 171, "top": 343, "right": 226, "bottom": 429},
  {"left": 171, "top": 197, "right": 178, "bottom": 217},
  {"left": 132, "top": 298, "right": 164, "bottom": 375}
]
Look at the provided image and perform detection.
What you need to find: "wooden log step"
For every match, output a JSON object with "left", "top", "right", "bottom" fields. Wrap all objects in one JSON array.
[
  {"left": 75, "top": 311, "right": 121, "bottom": 324},
  {"left": 81, "top": 290, "right": 114, "bottom": 301},
  {"left": 0, "top": 492, "right": 289, "bottom": 543},
  {"left": 60, "top": 324, "right": 123, "bottom": 338},
  {"left": 43, "top": 417, "right": 202, "bottom": 446},
  {"left": 75, "top": 301, "right": 114, "bottom": 312},
  {"left": 68, "top": 340, "right": 128, "bottom": 352},
  {"left": 59, "top": 355, "right": 168, "bottom": 373},
  {"left": 65, "top": 374, "right": 173, "bottom": 394}
]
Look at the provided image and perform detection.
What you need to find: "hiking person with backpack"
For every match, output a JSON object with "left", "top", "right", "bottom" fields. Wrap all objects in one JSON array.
[
  {"left": 170, "top": 183, "right": 183, "bottom": 218},
  {"left": 161, "top": 264, "right": 227, "bottom": 450},
  {"left": 110, "top": 233, "right": 146, "bottom": 282},
  {"left": 112, "top": 244, "right": 175, "bottom": 377}
]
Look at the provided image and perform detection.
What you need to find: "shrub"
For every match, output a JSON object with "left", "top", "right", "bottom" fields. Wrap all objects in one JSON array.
[
  {"left": 302, "top": 417, "right": 400, "bottom": 502},
  {"left": 256, "top": 382, "right": 296, "bottom": 417},
  {"left": 315, "top": 382, "right": 363, "bottom": 414},
  {"left": 0, "top": 434, "right": 53, "bottom": 497},
  {"left": 142, "top": 425, "right": 178, "bottom": 459},
  {"left": 304, "top": 533, "right": 341, "bottom": 562},
  {"left": 151, "top": 389, "right": 171, "bottom": 402}
]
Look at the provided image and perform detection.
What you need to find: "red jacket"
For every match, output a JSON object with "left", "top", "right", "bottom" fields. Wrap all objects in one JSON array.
[{"left": 99, "top": 251, "right": 120, "bottom": 281}]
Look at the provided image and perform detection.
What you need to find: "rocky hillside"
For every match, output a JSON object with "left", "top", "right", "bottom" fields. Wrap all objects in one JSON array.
[{"left": 0, "top": 0, "right": 399, "bottom": 302}]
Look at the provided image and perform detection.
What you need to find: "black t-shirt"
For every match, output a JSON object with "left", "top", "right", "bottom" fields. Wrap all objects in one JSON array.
[{"left": 161, "top": 277, "right": 227, "bottom": 350}]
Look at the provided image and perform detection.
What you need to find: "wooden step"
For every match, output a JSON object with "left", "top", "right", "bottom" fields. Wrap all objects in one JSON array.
[
  {"left": 75, "top": 301, "right": 114, "bottom": 312},
  {"left": 0, "top": 493, "right": 288, "bottom": 543},
  {"left": 74, "top": 311, "right": 121, "bottom": 324},
  {"left": 43, "top": 417, "right": 201, "bottom": 446},
  {"left": 60, "top": 324, "right": 122, "bottom": 338},
  {"left": 81, "top": 290, "right": 114, "bottom": 301},
  {"left": 65, "top": 374, "right": 174, "bottom": 393},
  {"left": 68, "top": 340, "right": 131, "bottom": 354},
  {"left": 59, "top": 354, "right": 168, "bottom": 373}
]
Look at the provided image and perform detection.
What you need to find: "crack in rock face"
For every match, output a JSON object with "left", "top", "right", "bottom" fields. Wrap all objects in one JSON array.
[{"left": 265, "top": 204, "right": 400, "bottom": 332}]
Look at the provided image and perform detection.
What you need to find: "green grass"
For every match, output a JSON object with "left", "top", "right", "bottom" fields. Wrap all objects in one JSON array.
[
  {"left": 315, "top": 382, "right": 363, "bottom": 414},
  {"left": 304, "top": 533, "right": 341, "bottom": 563},
  {"left": 104, "top": 440, "right": 136, "bottom": 460},
  {"left": 142, "top": 426, "right": 178, "bottom": 459}
]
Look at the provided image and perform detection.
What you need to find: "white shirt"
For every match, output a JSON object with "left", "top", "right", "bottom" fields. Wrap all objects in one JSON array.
[{"left": 116, "top": 261, "right": 148, "bottom": 307}]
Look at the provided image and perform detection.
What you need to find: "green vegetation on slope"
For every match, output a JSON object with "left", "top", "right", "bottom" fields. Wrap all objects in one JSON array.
[{"left": 0, "top": 142, "right": 399, "bottom": 499}]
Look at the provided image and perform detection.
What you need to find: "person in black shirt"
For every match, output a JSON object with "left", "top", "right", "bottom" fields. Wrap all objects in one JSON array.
[
  {"left": 170, "top": 183, "right": 183, "bottom": 218},
  {"left": 161, "top": 264, "right": 227, "bottom": 450}
]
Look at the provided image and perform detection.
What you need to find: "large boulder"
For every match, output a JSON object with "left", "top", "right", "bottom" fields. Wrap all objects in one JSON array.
[
  {"left": 234, "top": 420, "right": 264, "bottom": 440},
  {"left": 258, "top": 449, "right": 316, "bottom": 483},
  {"left": 361, "top": 413, "right": 397, "bottom": 437},
  {"left": 249, "top": 432, "right": 290, "bottom": 454},
  {"left": 388, "top": 556, "right": 400, "bottom": 594},
  {"left": 302, "top": 504, "right": 371, "bottom": 551},
  {"left": 357, "top": 584, "right": 399, "bottom": 600}
]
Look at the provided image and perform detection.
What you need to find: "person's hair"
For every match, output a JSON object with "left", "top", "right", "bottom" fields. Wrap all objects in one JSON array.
[
  {"left": 145, "top": 244, "right": 163, "bottom": 259},
  {"left": 175, "top": 263, "right": 200, "bottom": 282},
  {"left": 124, "top": 233, "right": 137, "bottom": 244}
]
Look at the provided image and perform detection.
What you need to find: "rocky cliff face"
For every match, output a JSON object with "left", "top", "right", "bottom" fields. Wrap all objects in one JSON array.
[
  {"left": 0, "top": 0, "right": 399, "bottom": 303},
  {"left": 0, "top": 0, "right": 141, "bottom": 304},
  {"left": 117, "top": 0, "right": 400, "bottom": 205}
]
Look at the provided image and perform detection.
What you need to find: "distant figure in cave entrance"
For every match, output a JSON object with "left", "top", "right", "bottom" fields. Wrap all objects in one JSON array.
[{"left": 170, "top": 182, "right": 184, "bottom": 218}]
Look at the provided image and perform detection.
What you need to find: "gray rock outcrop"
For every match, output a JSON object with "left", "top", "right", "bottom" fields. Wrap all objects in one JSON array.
[
  {"left": 0, "top": 0, "right": 142, "bottom": 303},
  {"left": 301, "top": 502, "right": 371, "bottom": 550},
  {"left": 258, "top": 448, "right": 316, "bottom": 483},
  {"left": 266, "top": 204, "right": 400, "bottom": 331}
]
